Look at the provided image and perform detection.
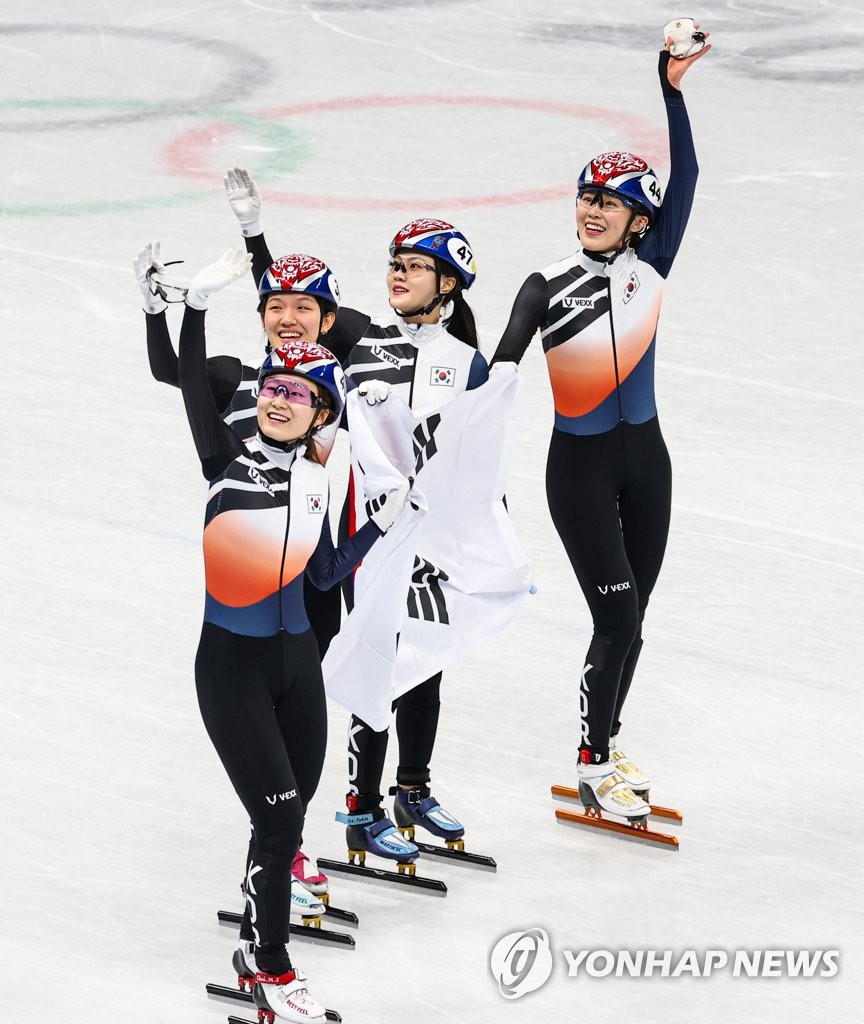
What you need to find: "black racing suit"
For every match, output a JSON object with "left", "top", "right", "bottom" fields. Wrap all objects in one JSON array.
[
  {"left": 177, "top": 304, "right": 381, "bottom": 970},
  {"left": 491, "top": 65, "right": 698, "bottom": 764},
  {"left": 144, "top": 312, "right": 344, "bottom": 658}
]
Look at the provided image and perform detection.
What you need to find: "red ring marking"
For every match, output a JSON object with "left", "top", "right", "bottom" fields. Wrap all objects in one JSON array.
[{"left": 164, "top": 95, "right": 666, "bottom": 210}]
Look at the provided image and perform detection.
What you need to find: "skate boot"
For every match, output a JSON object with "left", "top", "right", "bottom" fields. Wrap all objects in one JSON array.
[
  {"left": 253, "top": 968, "right": 325, "bottom": 1024},
  {"left": 577, "top": 754, "right": 650, "bottom": 822},
  {"left": 292, "top": 848, "right": 329, "bottom": 902},
  {"left": 290, "top": 880, "right": 325, "bottom": 928},
  {"left": 392, "top": 786, "right": 466, "bottom": 851},
  {"left": 609, "top": 736, "right": 651, "bottom": 797},
  {"left": 335, "top": 796, "right": 419, "bottom": 874},
  {"left": 232, "top": 940, "right": 307, "bottom": 992}
]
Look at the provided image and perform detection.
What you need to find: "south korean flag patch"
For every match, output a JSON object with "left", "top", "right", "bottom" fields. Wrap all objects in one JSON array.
[
  {"left": 623, "top": 270, "right": 640, "bottom": 304},
  {"left": 430, "top": 366, "right": 455, "bottom": 387},
  {"left": 307, "top": 494, "right": 324, "bottom": 514}
]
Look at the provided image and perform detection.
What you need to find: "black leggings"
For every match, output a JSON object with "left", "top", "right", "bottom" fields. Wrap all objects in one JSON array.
[
  {"left": 195, "top": 623, "right": 327, "bottom": 948},
  {"left": 347, "top": 673, "right": 443, "bottom": 807},
  {"left": 545, "top": 418, "right": 672, "bottom": 763}
]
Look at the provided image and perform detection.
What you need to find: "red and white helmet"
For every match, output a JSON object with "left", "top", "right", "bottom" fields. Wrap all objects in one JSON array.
[
  {"left": 389, "top": 218, "right": 476, "bottom": 289},
  {"left": 259, "top": 340, "right": 346, "bottom": 423},
  {"left": 577, "top": 152, "right": 662, "bottom": 222},
  {"left": 258, "top": 253, "right": 341, "bottom": 312}
]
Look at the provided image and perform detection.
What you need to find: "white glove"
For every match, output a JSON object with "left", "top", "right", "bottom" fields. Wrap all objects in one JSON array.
[
  {"left": 185, "top": 250, "right": 253, "bottom": 311},
  {"left": 369, "top": 479, "right": 411, "bottom": 534},
  {"left": 133, "top": 241, "right": 168, "bottom": 314},
  {"left": 489, "top": 360, "right": 517, "bottom": 376},
  {"left": 357, "top": 379, "right": 392, "bottom": 405},
  {"left": 224, "top": 166, "right": 263, "bottom": 237}
]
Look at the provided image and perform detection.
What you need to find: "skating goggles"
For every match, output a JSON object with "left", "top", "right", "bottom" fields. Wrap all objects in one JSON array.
[
  {"left": 146, "top": 259, "right": 189, "bottom": 303},
  {"left": 577, "top": 187, "right": 643, "bottom": 214},
  {"left": 387, "top": 257, "right": 436, "bottom": 278},
  {"left": 259, "top": 376, "right": 320, "bottom": 408}
]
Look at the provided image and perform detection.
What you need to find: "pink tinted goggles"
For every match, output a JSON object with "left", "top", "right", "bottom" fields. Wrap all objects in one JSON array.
[{"left": 259, "top": 376, "right": 319, "bottom": 408}]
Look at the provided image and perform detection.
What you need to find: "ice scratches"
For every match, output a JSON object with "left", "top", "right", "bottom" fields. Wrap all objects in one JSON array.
[
  {"left": 243, "top": 0, "right": 461, "bottom": 9},
  {"left": 527, "top": 10, "right": 864, "bottom": 83},
  {"left": 731, "top": 38, "right": 864, "bottom": 82},
  {"left": 0, "top": 24, "right": 275, "bottom": 133}
]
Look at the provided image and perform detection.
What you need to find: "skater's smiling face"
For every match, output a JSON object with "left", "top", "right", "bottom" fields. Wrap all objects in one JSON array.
[
  {"left": 576, "top": 189, "right": 649, "bottom": 252},
  {"left": 257, "top": 372, "right": 330, "bottom": 444},
  {"left": 261, "top": 293, "right": 336, "bottom": 350},
  {"left": 386, "top": 250, "right": 457, "bottom": 319}
]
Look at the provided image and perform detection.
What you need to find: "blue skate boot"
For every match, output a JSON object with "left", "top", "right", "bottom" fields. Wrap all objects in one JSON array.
[
  {"left": 392, "top": 786, "right": 466, "bottom": 852},
  {"left": 335, "top": 794, "right": 419, "bottom": 876}
]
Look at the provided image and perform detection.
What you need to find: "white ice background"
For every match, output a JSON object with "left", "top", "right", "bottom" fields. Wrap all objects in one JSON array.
[{"left": 1, "top": 2, "right": 862, "bottom": 1022}]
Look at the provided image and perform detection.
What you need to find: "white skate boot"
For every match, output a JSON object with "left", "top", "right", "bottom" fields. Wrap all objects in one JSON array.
[
  {"left": 609, "top": 736, "right": 651, "bottom": 797},
  {"left": 290, "top": 881, "right": 325, "bottom": 926},
  {"left": 253, "top": 968, "right": 326, "bottom": 1024},
  {"left": 577, "top": 758, "right": 650, "bottom": 821},
  {"left": 232, "top": 940, "right": 307, "bottom": 992}
]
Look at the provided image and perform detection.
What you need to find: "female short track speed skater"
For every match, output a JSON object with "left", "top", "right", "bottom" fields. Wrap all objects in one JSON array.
[
  {"left": 490, "top": 35, "right": 711, "bottom": 822},
  {"left": 224, "top": 169, "right": 488, "bottom": 864},
  {"left": 134, "top": 242, "right": 344, "bottom": 902},
  {"left": 141, "top": 245, "right": 408, "bottom": 1022},
  {"left": 134, "top": 243, "right": 344, "bottom": 656}
]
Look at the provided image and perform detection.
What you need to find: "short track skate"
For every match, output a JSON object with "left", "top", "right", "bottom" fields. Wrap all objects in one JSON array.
[
  {"left": 322, "top": 806, "right": 448, "bottom": 894},
  {"left": 206, "top": 982, "right": 343, "bottom": 1022},
  {"left": 316, "top": 848, "right": 448, "bottom": 896},
  {"left": 392, "top": 788, "right": 497, "bottom": 871},
  {"left": 551, "top": 782, "right": 681, "bottom": 850}
]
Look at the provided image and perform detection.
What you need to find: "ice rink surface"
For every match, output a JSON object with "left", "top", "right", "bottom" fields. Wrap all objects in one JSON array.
[{"left": 2, "top": 1, "right": 862, "bottom": 1020}]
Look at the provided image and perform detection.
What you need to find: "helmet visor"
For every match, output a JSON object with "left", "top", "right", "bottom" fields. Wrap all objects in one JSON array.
[{"left": 259, "top": 375, "right": 319, "bottom": 408}]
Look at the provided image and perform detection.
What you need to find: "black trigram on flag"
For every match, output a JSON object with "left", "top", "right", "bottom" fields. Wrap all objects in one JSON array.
[
  {"left": 413, "top": 414, "right": 441, "bottom": 473},
  {"left": 364, "top": 491, "right": 386, "bottom": 522},
  {"left": 407, "top": 556, "right": 450, "bottom": 625}
]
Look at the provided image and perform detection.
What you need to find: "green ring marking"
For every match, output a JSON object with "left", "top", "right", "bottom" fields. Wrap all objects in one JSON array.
[{"left": 4, "top": 103, "right": 309, "bottom": 217}]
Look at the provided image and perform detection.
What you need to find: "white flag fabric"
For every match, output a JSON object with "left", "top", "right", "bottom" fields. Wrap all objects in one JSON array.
[{"left": 323, "top": 369, "right": 533, "bottom": 731}]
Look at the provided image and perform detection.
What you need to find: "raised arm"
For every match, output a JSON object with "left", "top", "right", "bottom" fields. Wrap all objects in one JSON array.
[
  {"left": 176, "top": 250, "right": 252, "bottom": 479},
  {"left": 134, "top": 241, "right": 245, "bottom": 405},
  {"left": 641, "top": 32, "right": 711, "bottom": 277},
  {"left": 224, "top": 168, "right": 369, "bottom": 365}
]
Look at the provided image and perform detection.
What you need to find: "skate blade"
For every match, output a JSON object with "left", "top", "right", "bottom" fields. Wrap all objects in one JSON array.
[
  {"left": 228, "top": 1015, "right": 341, "bottom": 1024},
  {"left": 212, "top": 988, "right": 343, "bottom": 1022},
  {"left": 412, "top": 839, "right": 497, "bottom": 871},
  {"left": 551, "top": 784, "right": 683, "bottom": 826},
  {"left": 555, "top": 807, "right": 679, "bottom": 850},
  {"left": 316, "top": 857, "right": 447, "bottom": 896},
  {"left": 218, "top": 906, "right": 358, "bottom": 930},
  {"left": 216, "top": 910, "right": 356, "bottom": 948}
]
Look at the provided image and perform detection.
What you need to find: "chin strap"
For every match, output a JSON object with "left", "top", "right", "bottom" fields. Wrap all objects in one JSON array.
[
  {"left": 583, "top": 210, "right": 643, "bottom": 266},
  {"left": 257, "top": 428, "right": 304, "bottom": 454},
  {"left": 393, "top": 292, "right": 447, "bottom": 319},
  {"left": 393, "top": 263, "right": 452, "bottom": 320},
  {"left": 257, "top": 415, "right": 322, "bottom": 454}
]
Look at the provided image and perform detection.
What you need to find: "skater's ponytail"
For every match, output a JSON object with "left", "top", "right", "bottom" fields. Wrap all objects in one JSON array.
[{"left": 443, "top": 289, "right": 479, "bottom": 350}]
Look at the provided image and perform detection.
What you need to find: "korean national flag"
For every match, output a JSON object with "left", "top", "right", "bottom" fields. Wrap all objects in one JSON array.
[
  {"left": 430, "top": 366, "right": 454, "bottom": 387},
  {"left": 323, "top": 370, "right": 533, "bottom": 731}
]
